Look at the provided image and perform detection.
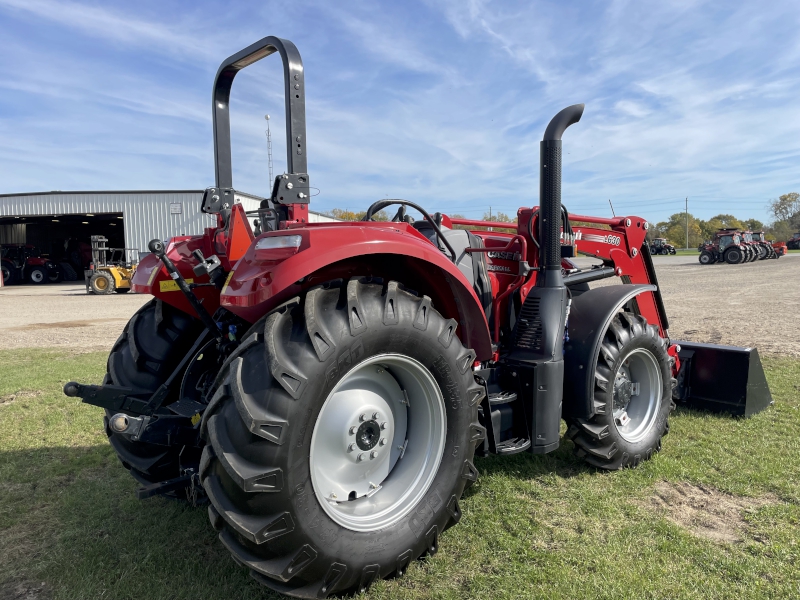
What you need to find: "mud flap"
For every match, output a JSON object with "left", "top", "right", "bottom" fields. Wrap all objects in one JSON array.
[{"left": 673, "top": 341, "right": 773, "bottom": 417}]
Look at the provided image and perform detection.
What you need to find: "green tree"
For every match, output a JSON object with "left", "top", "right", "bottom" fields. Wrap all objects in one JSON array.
[
  {"left": 652, "top": 212, "right": 702, "bottom": 247},
  {"left": 744, "top": 218, "right": 764, "bottom": 231},
  {"left": 323, "top": 208, "right": 389, "bottom": 221},
  {"left": 769, "top": 192, "right": 800, "bottom": 222}
]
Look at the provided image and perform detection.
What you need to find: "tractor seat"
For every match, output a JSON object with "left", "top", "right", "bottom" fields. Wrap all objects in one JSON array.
[{"left": 412, "top": 222, "right": 493, "bottom": 321}]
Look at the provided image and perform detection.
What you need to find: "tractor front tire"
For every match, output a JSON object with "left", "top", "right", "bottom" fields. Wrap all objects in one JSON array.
[
  {"left": 90, "top": 271, "right": 115, "bottom": 294},
  {"left": 567, "top": 312, "right": 674, "bottom": 470},
  {"left": 698, "top": 251, "right": 714, "bottom": 265},
  {"left": 28, "top": 266, "right": 47, "bottom": 284},
  {"left": 200, "top": 278, "right": 484, "bottom": 597},
  {"left": 104, "top": 299, "right": 203, "bottom": 490}
]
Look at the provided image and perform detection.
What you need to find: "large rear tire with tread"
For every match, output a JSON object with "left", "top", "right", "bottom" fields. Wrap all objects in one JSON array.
[
  {"left": 567, "top": 312, "right": 675, "bottom": 470},
  {"left": 724, "top": 247, "right": 742, "bottom": 264},
  {"left": 200, "top": 278, "right": 485, "bottom": 598},
  {"left": 59, "top": 262, "right": 78, "bottom": 281},
  {"left": 104, "top": 299, "right": 202, "bottom": 489}
]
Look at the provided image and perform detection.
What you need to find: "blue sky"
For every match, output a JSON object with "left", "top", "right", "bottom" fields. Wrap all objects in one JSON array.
[{"left": 1, "top": 0, "right": 798, "bottom": 224}]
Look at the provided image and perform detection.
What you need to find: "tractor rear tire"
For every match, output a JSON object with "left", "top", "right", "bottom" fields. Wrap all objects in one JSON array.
[
  {"left": 724, "top": 248, "right": 742, "bottom": 264},
  {"left": 90, "top": 271, "right": 115, "bottom": 294},
  {"left": 28, "top": 266, "right": 47, "bottom": 284},
  {"left": 199, "top": 278, "right": 484, "bottom": 597},
  {"left": 1, "top": 260, "right": 17, "bottom": 285},
  {"left": 756, "top": 245, "right": 767, "bottom": 260},
  {"left": 566, "top": 312, "right": 674, "bottom": 470},
  {"left": 698, "top": 251, "right": 714, "bottom": 265},
  {"left": 104, "top": 299, "right": 203, "bottom": 491}
]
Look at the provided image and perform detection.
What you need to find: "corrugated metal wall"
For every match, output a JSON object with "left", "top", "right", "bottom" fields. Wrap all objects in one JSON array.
[
  {"left": 0, "top": 191, "right": 338, "bottom": 252},
  {"left": 0, "top": 224, "right": 26, "bottom": 244},
  {"left": 0, "top": 191, "right": 221, "bottom": 252}
]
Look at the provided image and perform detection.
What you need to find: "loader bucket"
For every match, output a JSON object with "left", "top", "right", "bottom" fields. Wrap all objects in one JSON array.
[{"left": 673, "top": 341, "right": 773, "bottom": 417}]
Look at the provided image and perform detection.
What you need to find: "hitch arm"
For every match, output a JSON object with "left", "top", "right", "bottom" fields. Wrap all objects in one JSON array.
[
  {"left": 63, "top": 381, "right": 151, "bottom": 413},
  {"left": 148, "top": 239, "right": 222, "bottom": 340}
]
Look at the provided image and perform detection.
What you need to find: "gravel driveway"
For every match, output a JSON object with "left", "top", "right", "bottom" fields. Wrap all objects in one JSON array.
[{"left": 1, "top": 254, "right": 798, "bottom": 356}]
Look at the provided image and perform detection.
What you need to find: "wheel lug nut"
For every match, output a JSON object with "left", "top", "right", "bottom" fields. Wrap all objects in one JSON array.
[
  {"left": 348, "top": 443, "right": 355, "bottom": 452},
  {"left": 380, "top": 422, "right": 387, "bottom": 430},
  {"left": 372, "top": 412, "right": 380, "bottom": 420},
  {"left": 370, "top": 451, "right": 378, "bottom": 459},
  {"left": 357, "top": 453, "right": 365, "bottom": 462},
  {"left": 349, "top": 426, "right": 357, "bottom": 435},
  {"left": 379, "top": 438, "right": 386, "bottom": 446},
  {"left": 359, "top": 413, "right": 367, "bottom": 422}
]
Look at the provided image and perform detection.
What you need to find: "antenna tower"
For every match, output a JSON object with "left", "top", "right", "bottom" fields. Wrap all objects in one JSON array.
[{"left": 264, "top": 115, "right": 274, "bottom": 185}]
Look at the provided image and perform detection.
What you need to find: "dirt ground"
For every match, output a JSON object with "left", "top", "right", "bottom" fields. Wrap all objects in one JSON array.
[
  {"left": 0, "top": 283, "right": 148, "bottom": 352},
  {"left": 0, "top": 254, "right": 798, "bottom": 355}
]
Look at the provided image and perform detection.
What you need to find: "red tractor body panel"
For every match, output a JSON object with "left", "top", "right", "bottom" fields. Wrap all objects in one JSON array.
[{"left": 220, "top": 220, "right": 493, "bottom": 360}]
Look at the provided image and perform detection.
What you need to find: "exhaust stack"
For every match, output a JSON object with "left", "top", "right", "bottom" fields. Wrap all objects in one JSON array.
[
  {"left": 538, "top": 103, "right": 584, "bottom": 287},
  {"left": 506, "top": 103, "right": 585, "bottom": 455}
]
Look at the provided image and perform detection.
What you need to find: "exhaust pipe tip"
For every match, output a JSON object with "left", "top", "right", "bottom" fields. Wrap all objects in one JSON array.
[{"left": 543, "top": 103, "right": 585, "bottom": 141}]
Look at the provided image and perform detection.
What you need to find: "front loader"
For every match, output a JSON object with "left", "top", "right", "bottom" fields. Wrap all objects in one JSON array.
[{"left": 64, "top": 36, "right": 773, "bottom": 598}]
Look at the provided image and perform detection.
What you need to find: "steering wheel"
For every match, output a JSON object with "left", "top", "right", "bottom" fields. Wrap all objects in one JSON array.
[{"left": 362, "top": 199, "right": 457, "bottom": 263}]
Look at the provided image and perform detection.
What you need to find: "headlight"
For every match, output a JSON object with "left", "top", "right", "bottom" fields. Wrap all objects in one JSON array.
[{"left": 254, "top": 234, "right": 303, "bottom": 261}]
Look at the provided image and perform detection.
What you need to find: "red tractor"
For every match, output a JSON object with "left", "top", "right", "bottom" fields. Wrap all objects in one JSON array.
[
  {"left": 698, "top": 229, "right": 747, "bottom": 264},
  {"left": 787, "top": 232, "right": 800, "bottom": 250},
  {"left": 649, "top": 237, "right": 677, "bottom": 255},
  {"left": 749, "top": 231, "right": 784, "bottom": 259},
  {"left": 64, "top": 37, "right": 772, "bottom": 598},
  {"left": 1, "top": 243, "right": 62, "bottom": 284}
]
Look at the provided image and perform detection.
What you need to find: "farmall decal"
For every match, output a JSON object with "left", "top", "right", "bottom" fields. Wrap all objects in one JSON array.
[
  {"left": 575, "top": 231, "right": 622, "bottom": 246},
  {"left": 487, "top": 264, "right": 513, "bottom": 273}
]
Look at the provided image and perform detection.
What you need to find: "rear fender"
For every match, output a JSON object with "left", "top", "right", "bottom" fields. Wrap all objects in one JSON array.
[
  {"left": 220, "top": 224, "right": 493, "bottom": 360},
  {"left": 131, "top": 234, "right": 219, "bottom": 317},
  {"left": 563, "top": 284, "right": 657, "bottom": 420}
]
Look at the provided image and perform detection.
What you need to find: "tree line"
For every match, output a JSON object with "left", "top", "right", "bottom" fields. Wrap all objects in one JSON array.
[{"left": 645, "top": 192, "right": 799, "bottom": 248}]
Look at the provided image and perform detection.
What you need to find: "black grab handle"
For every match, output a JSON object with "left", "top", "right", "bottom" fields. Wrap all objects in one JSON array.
[{"left": 212, "top": 36, "right": 307, "bottom": 189}]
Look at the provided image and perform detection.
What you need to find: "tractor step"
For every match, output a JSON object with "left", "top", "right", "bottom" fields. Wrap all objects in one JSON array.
[{"left": 495, "top": 437, "right": 531, "bottom": 455}]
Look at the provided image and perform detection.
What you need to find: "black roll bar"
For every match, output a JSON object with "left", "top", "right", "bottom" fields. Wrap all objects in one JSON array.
[{"left": 212, "top": 36, "right": 307, "bottom": 189}]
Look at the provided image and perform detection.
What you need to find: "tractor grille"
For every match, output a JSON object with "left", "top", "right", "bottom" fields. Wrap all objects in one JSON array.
[{"left": 513, "top": 296, "right": 543, "bottom": 350}]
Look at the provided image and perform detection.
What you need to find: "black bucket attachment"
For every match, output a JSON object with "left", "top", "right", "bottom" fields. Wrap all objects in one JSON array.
[{"left": 673, "top": 341, "right": 773, "bottom": 417}]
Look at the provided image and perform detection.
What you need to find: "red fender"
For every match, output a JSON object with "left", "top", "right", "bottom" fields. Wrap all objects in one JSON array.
[{"left": 221, "top": 222, "right": 493, "bottom": 360}]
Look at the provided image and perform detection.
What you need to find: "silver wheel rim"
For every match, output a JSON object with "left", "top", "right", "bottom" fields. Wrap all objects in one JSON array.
[
  {"left": 309, "top": 353, "right": 446, "bottom": 532},
  {"left": 611, "top": 348, "right": 662, "bottom": 443},
  {"left": 31, "top": 270, "right": 44, "bottom": 283}
]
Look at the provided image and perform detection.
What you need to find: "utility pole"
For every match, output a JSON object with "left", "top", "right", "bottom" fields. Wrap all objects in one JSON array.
[
  {"left": 685, "top": 197, "right": 689, "bottom": 250},
  {"left": 265, "top": 115, "right": 274, "bottom": 186}
]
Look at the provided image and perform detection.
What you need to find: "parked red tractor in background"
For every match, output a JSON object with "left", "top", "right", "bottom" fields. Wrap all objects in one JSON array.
[
  {"left": 786, "top": 232, "right": 800, "bottom": 250},
  {"left": 1, "top": 243, "right": 62, "bottom": 284},
  {"left": 64, "top": 37, "right": 773, "bottom": 598},
  {"left": 649, "top": 237, "right": 677, "bottom": 255},
  {"left": 698, "top": 229, "right": 746, "bottom": 264},
  {"left": 749, "top": 231, "right": 784, "bottom": 259}
]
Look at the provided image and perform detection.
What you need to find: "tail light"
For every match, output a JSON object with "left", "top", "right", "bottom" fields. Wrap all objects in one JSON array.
[{"left": 254, "top": 234, "right": 303, "bottom": 262}]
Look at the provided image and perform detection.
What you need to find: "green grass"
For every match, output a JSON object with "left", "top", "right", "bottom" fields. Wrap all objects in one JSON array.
[{"left": 1, "top": 349, "right": 799, "bottom": 599}]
